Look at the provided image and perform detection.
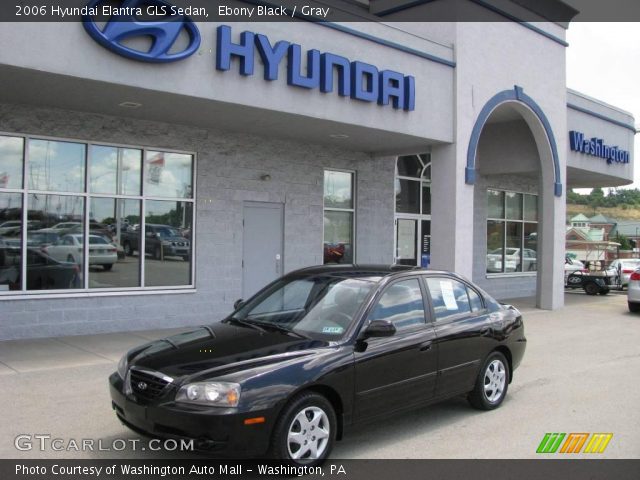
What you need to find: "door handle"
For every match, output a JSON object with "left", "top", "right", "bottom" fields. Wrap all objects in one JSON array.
[{"left": 419, "top": 341, "right": 432, "bottom": 352}]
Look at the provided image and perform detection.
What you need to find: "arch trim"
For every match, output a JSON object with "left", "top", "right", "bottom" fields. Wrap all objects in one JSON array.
[{"left": 465, "top": 85, "right": 562, "bottom": 197}]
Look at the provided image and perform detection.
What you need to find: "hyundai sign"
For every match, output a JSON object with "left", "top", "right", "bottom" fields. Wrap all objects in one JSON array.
[
  {"left": 82, "top": 1, "right": 416, "bottom": 111},
  {"left": 215, "top": 25, "right": 415, "bottom": 111}
]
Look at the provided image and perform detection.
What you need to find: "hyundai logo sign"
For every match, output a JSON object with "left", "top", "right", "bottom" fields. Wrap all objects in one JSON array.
[{"left": 82, "top": 0, "right": 200, "bottom": 63}]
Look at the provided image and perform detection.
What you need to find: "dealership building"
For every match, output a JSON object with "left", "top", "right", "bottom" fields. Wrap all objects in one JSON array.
[{"left": 0, "top": 0, "right": 636, "bottom": 340}]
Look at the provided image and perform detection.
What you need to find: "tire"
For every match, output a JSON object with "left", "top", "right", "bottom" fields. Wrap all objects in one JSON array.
[
  {"left": 268, "top": 392, "right": 336, "bottom": 466},
  {"left": 468, "top": 351, "right": 509, "bottom": 410},
  {"left": 598, "top": 289, "right": 609, "bottom": 295},
  {"left": 584, "top": 282, "right": 599, "bottom": 295},
  {"left": 123, "top": 242, "right": 132, "bottom": 256},
  {"left": 182, "top": 255, "right": 190, "bottom": 262},
  {"left": 629, "top": 302, "right": 640, "bottom": 313},
  {"left": 103, "top": 264, "right": 113, "bottom": 271}
]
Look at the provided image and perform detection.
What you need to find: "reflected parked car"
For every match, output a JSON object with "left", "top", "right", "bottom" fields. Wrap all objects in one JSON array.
[
  {"left": 122, "top": 224, "right": 190, "bottom": 261},
  {"left": 609, "top": 259, "right": 640, "bottom": 288},
  {"left": 487, "top": 248, "right": 537, "bottom": 272},
  {"left": 0, "top": 247, "right": 79, "bottom": 290},
  {"left": 110, "top": 265, "right": 526, "bottom": 464},
  {"left": 43, "top": 234, "right": 117, "bottom": 270}
]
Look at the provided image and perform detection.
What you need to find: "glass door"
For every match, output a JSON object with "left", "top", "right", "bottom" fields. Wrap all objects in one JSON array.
[{"left": 396, "top": 219, "right": 418, "bottom": 265}]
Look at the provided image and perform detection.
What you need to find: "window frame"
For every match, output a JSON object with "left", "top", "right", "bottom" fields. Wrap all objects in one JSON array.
[
  {"left": 322, "top": 168, "right": 356, "bottom": 265},
  {"left": 486, "top": 188, "right": 538, "bottom": 277},
  {"left": 0, "top": 130, "right": 197, "bottom": 299}
]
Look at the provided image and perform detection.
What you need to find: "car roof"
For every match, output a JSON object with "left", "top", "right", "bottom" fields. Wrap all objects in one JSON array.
[{"left": 287, "top": 264, "right": 459, "bottom": 280}]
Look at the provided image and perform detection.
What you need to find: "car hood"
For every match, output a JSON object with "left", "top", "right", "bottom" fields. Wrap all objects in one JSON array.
[
  {"left": 162, "top": 236, "right": 189, "bottom": 242},
  {"left": 129, "top": 322, "right": 328, "bottom": 380}
]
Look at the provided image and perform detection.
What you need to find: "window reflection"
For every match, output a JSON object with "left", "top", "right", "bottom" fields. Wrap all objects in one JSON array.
[
  {"left": 323, "top": 211, "right": 353, "bottom": 264},
  {"left": 0, "top": 136, "right": 24, "bottom": 189},
  {"left": 89, "top": 198, "right": 141, "bottom": 288},
  {"left": 323, "top": 171, "right": 353, "bottom": 209},
  {"left": 90, "top": 146, "right": 141, "bottom": 196},
  {"left": 26, "top": 194, "right": 84, "bottom": 290},
  {"left": 144, "top": 200, "right": 192, "bottom": 287},
  {"left": 28, "top": 139, "right": 85, "bottom": 192},
  {"left": 0, "top": 192, "right": 23, "bottom": 291},
  {"left": 369, "top": 279, "right": 425, "bottom": 330},
  {"left": 145, "top": 151, "right": 193, "bottom": 199}
]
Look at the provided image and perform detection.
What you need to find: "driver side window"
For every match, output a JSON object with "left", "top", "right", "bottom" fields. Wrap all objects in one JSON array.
[{"left": 368, "top": 278, "right": 426, "bottom": 331}]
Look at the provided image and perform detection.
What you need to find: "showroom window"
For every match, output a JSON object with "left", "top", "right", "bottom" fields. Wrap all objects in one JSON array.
[
  {"left": 486, "top": 189, "right": 538, "bottom": 274},
  {"left": 323, "top": 170, "right": 355, "bottom": 264},
  {"left": 0, "top": 133, "right": 195, "bottom": 296},
  {"left": 394, "top": 153, "right": 431, "bottom": 267}
]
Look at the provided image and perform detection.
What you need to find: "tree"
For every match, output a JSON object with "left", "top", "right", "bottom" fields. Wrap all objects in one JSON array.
[{"left": 615, "top": 233, "right": 633, "bottom": 251}]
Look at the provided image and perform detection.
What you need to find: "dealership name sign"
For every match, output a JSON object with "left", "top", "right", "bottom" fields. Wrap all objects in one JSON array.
[
  {"left": 569, "top": 131, "right": 630, "bottom": 165},
  {"left": 82, "top": 1, "right": 415, "bottom": 111}
]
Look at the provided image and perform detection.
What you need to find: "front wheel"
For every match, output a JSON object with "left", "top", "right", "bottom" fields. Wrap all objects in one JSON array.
[
  {"left": 269, "top": 392, "right": 336, "bottom": 466},
  {"left": 468, "top": 351, "right": 509, "bottom": 410},
  {"left": 629, "top": 302, "right": 640, "bottom": 313}
]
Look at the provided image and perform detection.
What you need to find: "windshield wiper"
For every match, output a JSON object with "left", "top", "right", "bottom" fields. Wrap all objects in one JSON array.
[
  {"left": 243, "top": 320, "right": 308, "bottom": 339},
  {"left": 223, "top": 316, "right": 266, "bottom": 333}
]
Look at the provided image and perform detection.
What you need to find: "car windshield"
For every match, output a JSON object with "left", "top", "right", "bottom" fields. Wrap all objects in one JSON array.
[
  {"left": 154, "top": 227, "right": 181, "bottom": 238},
  {"left": 233, "top": 275, "right": 376, "bottom": 340},
  {"left": 89, "top": 236, "right": 108, "bottom": 245}
]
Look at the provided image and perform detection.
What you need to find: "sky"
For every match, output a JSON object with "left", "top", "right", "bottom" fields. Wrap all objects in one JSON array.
[{"left": 566, "top": 22, "right": 640, "bottom": 191}]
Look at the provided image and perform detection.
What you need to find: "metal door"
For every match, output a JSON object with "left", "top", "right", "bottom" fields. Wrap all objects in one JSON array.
[{"left": 242, "top": 202, "right": 284, "bottom": 299}]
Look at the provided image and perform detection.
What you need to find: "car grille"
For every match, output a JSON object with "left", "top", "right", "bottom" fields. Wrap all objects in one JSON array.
[{"left": 128, "top": 368, "right": 173, "bottom": 400}]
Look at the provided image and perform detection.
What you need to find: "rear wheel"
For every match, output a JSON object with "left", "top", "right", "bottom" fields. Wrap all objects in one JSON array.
[
  {"left": 629, "top": 302, "right": 640, "bottom": 313},
  {"left": 103, "top": 264, "right": 113, "bottom": 271},
  {"left": 123, "top": 242, "right": 132, "bottom": 256},
  {"left": 584, "top": 282, "right": 600, "bottom": 295},
  {"left": 468, "top": 351, "right": 509, "bottom": 410},
  {"left": 269, "top": 392, "right": 336, "bottom": 466}
]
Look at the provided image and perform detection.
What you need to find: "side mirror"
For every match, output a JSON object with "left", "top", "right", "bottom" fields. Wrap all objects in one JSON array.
[
  {"left": 361, "top": 319, "right": 396, "bottom": 338},
  {"left": 233, "top": 299, "right": 244, "bottom": 310},
  {"left": 146, "top": 231, "right": 154, "bottom": 238}
]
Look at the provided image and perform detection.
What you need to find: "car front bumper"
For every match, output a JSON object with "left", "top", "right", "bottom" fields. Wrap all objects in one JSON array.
[{"left": 109, "top": 373, "right": 274, "bottom": 456}]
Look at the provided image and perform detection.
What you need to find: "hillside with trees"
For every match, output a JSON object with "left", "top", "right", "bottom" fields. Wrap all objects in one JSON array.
[{"left": 567, "top": 188, "right": 640, "bottom": 221}]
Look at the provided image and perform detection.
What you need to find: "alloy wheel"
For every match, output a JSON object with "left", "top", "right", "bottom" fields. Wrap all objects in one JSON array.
[
  {"left": 483, "top": 359, "right": 506, "bottom": 403},
  {"left": 286, "top": 406, "right": 330, "bottom": 461}
]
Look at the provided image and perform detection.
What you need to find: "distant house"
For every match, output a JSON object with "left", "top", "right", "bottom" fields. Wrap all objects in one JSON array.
[{"left": 566, "top": 214, "right": 620, "bottom": 265}]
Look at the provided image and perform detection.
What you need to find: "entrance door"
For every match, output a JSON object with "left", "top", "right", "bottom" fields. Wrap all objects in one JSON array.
[
  {"left": 395, "top": 218, "right": 431, "bottom": 267},
  {"left": 242, "top": 202, "right": 284, "bottom": 299}
]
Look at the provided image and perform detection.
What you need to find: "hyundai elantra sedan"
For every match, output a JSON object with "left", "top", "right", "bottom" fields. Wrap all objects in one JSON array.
[{"left": 109, "top": 265, "right": 526, "bottom": 465}]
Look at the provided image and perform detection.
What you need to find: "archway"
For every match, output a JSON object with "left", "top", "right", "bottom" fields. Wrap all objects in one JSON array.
[{"left": 466, "top": 86, "right": 563, "bottom": 309}]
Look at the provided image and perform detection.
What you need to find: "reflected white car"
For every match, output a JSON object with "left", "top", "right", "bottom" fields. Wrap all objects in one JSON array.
[
  {"left": 609, "top": 259, "right": 640, "bottom": 287},
  {"left": 487, "top": 248, "right": 536, "bottom": 272},
  {"left": 43, "top": 234, "right": 117, "bottom": 271}
]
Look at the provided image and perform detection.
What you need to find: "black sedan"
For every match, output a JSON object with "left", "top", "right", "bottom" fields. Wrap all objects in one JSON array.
[{"left": 109, "top": 265, "right": 526, "bottom": 464}]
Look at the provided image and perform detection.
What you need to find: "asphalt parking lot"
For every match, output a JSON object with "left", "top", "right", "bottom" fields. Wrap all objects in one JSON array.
[{"left": 0, "top": 291, "right": 638, "bottom": 459}]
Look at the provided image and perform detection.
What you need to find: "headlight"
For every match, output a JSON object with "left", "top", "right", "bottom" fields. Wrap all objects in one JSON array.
[
  {"left": 117, "top": 354, "right": 128, "bottom": 380},
  {"left": 175, "top": 382, "right": 240, "bottom": 407}
]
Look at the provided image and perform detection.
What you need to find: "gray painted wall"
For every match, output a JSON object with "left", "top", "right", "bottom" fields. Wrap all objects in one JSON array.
[{"left": 0, "top": 103, "right": 395, "bottom": 340}]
